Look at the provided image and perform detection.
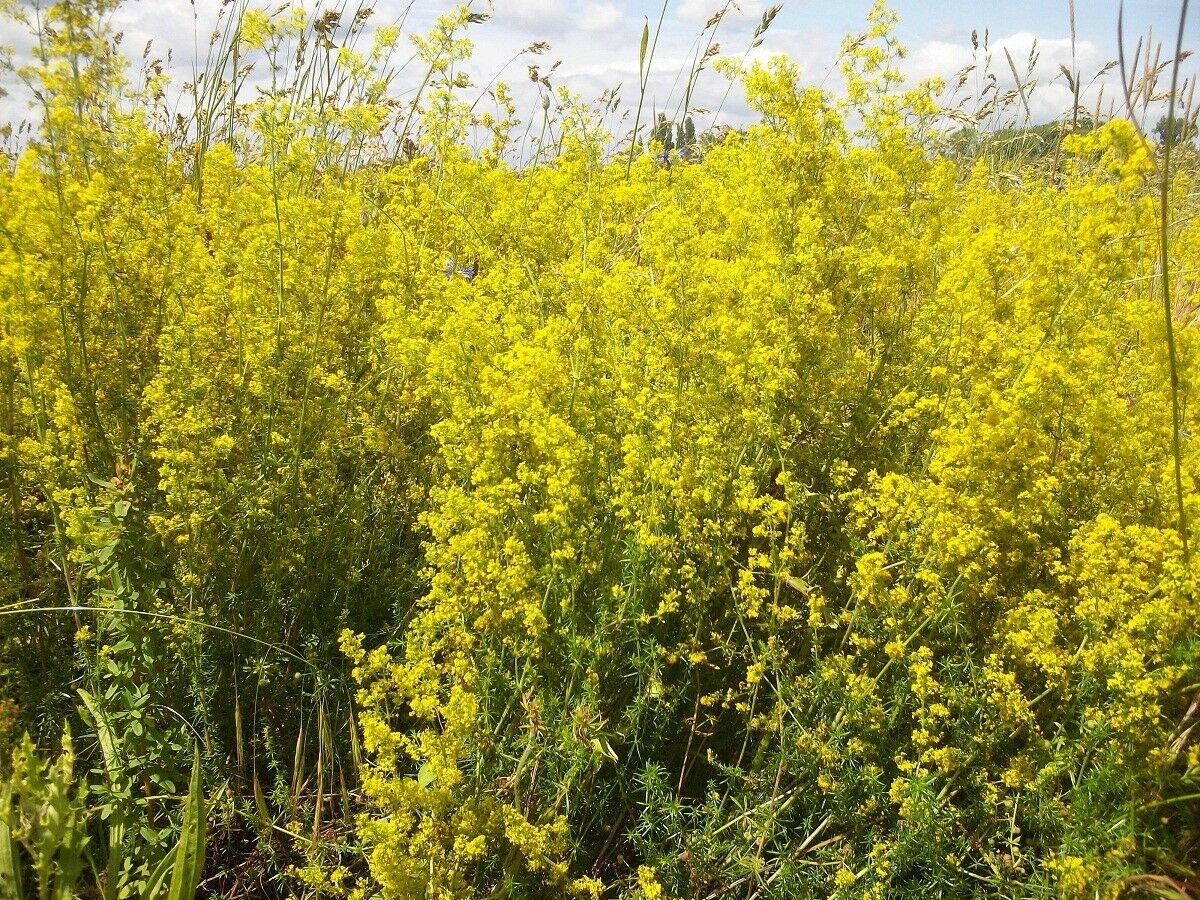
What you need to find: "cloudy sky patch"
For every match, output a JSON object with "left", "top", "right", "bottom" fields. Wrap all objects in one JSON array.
[{"left": 1, "top": 0, "right": 1195, "bottom": 140}]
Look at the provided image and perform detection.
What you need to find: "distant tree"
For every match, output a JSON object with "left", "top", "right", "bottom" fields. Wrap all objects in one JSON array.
[
  {"left": 675, "top": 116, "right": 696, "bottom": 152},
  {"left": 944, "top": 117, "right": 1097, "bottom": 164},
  {"left": 1154, "top": 114, "right": 1198, "bottom": 147},
  {"left": 650, "top": 112, "right": 674, "bottom": 151},
  {"left": 644, "top": 115, "right": 698, "bottom": 158}
]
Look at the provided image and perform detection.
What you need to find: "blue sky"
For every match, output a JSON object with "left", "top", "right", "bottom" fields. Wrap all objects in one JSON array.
[
  {"left": 430, "top": 0, "right": 1196, "bottom": 130},
  {"left": 777, "top": 1, "right": 1185, "bottom": 49},
  {"left": 3, "top": 0, "right": 1195, "bottom": 135}
]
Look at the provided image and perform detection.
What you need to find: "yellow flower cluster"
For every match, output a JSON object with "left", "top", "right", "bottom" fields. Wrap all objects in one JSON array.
[{"left": 2, "top": 1, "right": 1199, "bottom": 898}]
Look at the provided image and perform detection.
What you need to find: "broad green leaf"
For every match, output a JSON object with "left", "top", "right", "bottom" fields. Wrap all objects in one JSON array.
[{"left": 165, "top": 749, "right": 205, "bottom": 900}]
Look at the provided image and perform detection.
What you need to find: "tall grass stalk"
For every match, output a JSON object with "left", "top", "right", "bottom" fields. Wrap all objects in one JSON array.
[
  {"left": 1160, "top": 0, "right": 1191, "bottom": 563},
  {"left": 626, "top": 0, "right": 668, "bottom": 176}
]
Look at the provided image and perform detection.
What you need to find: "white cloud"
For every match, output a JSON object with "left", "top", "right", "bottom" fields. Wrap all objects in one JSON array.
[
  {"left": 490, "top": 0, "right": 567, "bottom": 29},
  {"left": 904, "top": 40, "right": 975, "bottom": 82},
  {"left": 676, "top": 0, "right": 764, "bottom": 28},
  {"left": 580, "top": 3, "right": 623, "bottom": 33},
  {"left": 8, "top": 0, "right": 1183, "bottom": 145},
  {"left": 904, "top": 30, "right": 1116, "bottom": 122}
]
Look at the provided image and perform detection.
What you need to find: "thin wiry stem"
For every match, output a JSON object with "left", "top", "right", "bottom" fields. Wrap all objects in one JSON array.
[
  {"left": 1160, "top": 0, "right": 1190, "bottom": 564},
  {"left": 1118, "top": 3, "right": 1149, "bottom": 140},
  {"left": 627, "top": 0, "right": 669, "bottom": 177}
]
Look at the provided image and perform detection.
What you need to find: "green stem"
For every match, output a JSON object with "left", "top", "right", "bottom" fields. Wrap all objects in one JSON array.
[{"left": 1160, "top": 0, "right": 1191, "bottom": 564}]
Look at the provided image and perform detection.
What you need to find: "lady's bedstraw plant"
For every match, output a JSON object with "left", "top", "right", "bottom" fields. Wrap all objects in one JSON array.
[
  {"left": 1, "top": 0, "right": 1199, "bottom": 897},
  {"left": 336, "top": 16, "right": 1200, "bottom": 900}
]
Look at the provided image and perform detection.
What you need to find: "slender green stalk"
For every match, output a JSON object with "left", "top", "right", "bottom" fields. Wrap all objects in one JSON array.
[
  {"left": 626, "top": 0, "right": 669, "bottom": 177},
  {"left": 1160, "top": 0, "right": 1190, "bottom": 564}
]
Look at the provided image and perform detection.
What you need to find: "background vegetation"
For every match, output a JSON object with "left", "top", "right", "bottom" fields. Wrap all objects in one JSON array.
[{"left": 1, "top": 0, "right": 1199, "bottom": 896}]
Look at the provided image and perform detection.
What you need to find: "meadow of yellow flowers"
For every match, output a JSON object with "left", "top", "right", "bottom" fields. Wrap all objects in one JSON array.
[{"left": 1, "top": 0, "right": 1199, "bottom": 897}]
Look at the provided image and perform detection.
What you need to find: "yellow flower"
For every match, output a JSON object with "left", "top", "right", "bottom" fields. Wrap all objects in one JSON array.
[{"left": 239, "top": 8, "right": 271, "bottom": 49}]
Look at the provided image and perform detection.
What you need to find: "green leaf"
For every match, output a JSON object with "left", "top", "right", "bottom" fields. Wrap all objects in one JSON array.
[
  {"left": 639, "top": 20, "right": 649, "bottom": 80},
  {"left": 77, "top": 690, "right": 120, "bottom": 780},
  {"left": 590, "top": 738, "right": 618, "bottom": 762},
  {"left": 162, "top": 749, "right": 205, "bottom": 900},
  {"left": 0, "top": 779, "right": 24, "bottom": 900},
  {"left": 252, "top": 772, "right": 271, "bottom": 828},
  {"left": 79, "top": 689, "right": 130, "bottom": 900},
  {"left": 142, "top": 839, "right": 173, "bottom": 900}
]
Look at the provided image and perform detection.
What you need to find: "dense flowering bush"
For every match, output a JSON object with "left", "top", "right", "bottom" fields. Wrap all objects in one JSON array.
[{"left": 1, "top": 1, "right": 1199, "bottom": 897}]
